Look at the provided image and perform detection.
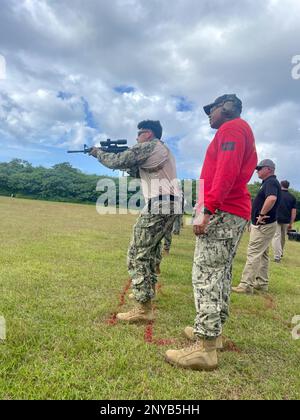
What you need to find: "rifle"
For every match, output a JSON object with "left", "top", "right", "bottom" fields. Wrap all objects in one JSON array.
[{"left": 67, "top": 139, "right": 128, "bottom": 154}]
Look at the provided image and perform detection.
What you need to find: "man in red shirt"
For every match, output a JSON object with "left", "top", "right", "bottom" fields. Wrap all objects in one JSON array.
[{"left": 166, "top": 94, "right": 257, "bottom": 371}]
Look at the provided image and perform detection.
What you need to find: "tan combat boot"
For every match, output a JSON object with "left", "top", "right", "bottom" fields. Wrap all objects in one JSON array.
[
  {"left": 165, "top": 338, "right": 218, "bottom": 371},
  {"left": 232, "top": 285, "right": 253, "bottom": 295},
  {"left": 116, "top": 301, "right": 154, "bottom": 323},
  {"left": 183, "top": 327, "right": 223, "bottom": 350}
]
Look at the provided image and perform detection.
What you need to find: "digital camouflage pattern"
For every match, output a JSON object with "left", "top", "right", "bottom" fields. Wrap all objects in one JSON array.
[
  {"left": 192, "top": 211, "right": 247, "bottom": 338},
  {"left": 162, "top": 214, "right": 183, "bottom": 251},
  {"left": 173, "top": 214, "right": 183, "bottom": 235},
  {"left": 96, "top": 140, "right": 158, "bottom": 171},
  {"left": 163, "top": 222, "right": 173, "bottom": 251},
  {"left": 128, "top": 202, "right": 178, "bottom": 303}
]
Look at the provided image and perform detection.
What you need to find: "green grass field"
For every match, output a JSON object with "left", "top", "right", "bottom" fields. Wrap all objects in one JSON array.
[{"left": 0, "top": 196, "right": 299, "bottom": 400}]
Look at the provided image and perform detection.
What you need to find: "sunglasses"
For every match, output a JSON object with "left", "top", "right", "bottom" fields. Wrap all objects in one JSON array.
[
  {"left": 210, "top": 104, "right": 223, "bottom": 113},
  {"left": 137, "top": 130, "right": 150, "bottom": 136},
  {"left": 257, "top": 166, "right": 271, "bottom": 171}
]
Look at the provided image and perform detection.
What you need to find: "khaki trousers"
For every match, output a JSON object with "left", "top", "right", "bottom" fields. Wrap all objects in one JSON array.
[
  {"left": 240, "top": 222, "right": 277, "bottom": 290},
  {"left": 272, "top": 223, "right": 289, "bottom": 260}
]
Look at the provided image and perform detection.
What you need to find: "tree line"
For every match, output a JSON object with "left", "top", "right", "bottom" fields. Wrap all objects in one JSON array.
[{"left": 0, "top": 159, "right": 299, "bottom": 219}]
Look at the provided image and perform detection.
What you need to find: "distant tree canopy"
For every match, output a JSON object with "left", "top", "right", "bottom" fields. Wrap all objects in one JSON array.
[
  {"left": 0, "top": 159, "right": 299, "bottom": 219},
  {"left": 0, "top": 159, "right": 102, "bottom": 203}
]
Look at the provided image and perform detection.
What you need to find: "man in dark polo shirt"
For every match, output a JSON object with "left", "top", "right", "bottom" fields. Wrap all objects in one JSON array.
[
  {"left": 233, "top": 159, "right": 281, "bottom": 294},
  {"left": 272, "top": 180, "right": 297, "bottom": 262}
]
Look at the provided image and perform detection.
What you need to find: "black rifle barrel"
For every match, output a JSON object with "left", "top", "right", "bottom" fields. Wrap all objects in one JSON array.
[{"left": 67, "top": 144, "right": 91, "bottom": 154}]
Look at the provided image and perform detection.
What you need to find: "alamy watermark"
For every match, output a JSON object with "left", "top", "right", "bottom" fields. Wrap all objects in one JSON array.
[
  {"left": 291, "top": 315, "right": 300, "bottom": 340},
  {"left": 95, "top": 177, "right": 203, "bottom": 219},
  {"left": 0, "top": 316, "right": 6, "bottom": 341},
  {"left": 0, "top": 54, "right": 6, "bottom": 80},
  {"left": 291, "top": 55, "right": 300, "bottom": 80}
]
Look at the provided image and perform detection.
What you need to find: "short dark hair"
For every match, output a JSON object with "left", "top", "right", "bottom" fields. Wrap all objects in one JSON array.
[
  {"left": 281, "top": 180, "right": 290, "bottom": 189},
  {"left": 137, "top": 120, "right": 162, "bottom": 139}
]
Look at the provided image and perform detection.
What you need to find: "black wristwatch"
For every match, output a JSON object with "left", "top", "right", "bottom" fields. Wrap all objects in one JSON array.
[{"left": 203, "top": 207, "right": 213, "bottom": 215}]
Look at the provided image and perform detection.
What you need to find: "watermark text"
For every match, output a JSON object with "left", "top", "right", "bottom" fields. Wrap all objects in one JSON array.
[
  {"left": 95, "top": 177, "right": 203, "bottom": 219},
  {"left": 291, "top": 55, "right": 300, "bottom": 80}
]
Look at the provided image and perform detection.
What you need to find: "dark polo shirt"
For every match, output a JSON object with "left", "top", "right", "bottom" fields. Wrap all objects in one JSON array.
[
  {"left": 251, "top": 176, "right": 281, "bottom": 225},
  {"left": 277, "top": 190, "right": 297, "bottom": 224}
]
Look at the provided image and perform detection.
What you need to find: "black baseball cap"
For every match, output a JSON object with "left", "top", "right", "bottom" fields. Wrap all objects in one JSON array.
[{"left": 203, "top": 94, "right": 242, "bottom": 116}]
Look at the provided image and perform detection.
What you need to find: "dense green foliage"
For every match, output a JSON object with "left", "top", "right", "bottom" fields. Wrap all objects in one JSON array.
[
  {"left": 0, "top": 159, "right": 106, "bottom": 203},
  {"left": 0, "top": 159, "right": 299, "bottom": 219}
]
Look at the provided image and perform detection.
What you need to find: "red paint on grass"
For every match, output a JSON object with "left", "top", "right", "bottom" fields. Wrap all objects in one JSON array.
[
  {"left": 106, "top": 280, "right": 177, "bottom": 346},
  {"left": 118, "top": 279, "right": 132, "bottom": 307},
  {"left": 144, "top": 318, "right": 176, "bottom": 347},
  {"left": 105, "top": 279, "right": 132, "bottom": 325},
  {"left": 144, "top": 321, "right": 155, "bottom": 343},
  {"left": 106, "top": 313, "right": 117, "bottom": 326},
  {"left": 222, "top": 336, "right": 242, "bottom": 353},
  {"left": 156, "top": 283, "right": 162, "bottom": 292}
]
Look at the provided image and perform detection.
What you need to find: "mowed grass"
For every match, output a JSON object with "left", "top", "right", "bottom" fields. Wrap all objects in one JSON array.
[{"left": 0, "top": 196, "right": 299, "bottom": 400}]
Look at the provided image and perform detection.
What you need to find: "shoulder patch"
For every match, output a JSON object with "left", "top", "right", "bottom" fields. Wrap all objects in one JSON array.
[{"left": 221, "top": 142, "right": 235, "bottom": 151}]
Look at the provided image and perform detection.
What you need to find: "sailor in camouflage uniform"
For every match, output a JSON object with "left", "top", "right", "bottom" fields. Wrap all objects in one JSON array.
[
  {"left": 165, "top": 95, "right": 257, "bottom": 370},
  {"left": 90, "top": 120, "right": 180, "bottom": 322}
]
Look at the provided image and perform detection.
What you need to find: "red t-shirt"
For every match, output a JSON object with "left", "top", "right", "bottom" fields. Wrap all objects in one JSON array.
[{"left": 198, "top": 118, "right": 257, "bottom": 220}]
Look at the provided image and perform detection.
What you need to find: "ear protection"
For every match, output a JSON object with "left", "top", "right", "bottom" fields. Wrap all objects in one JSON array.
[{"left": 221, "top": 101, "right": 238, "bottom": 118}]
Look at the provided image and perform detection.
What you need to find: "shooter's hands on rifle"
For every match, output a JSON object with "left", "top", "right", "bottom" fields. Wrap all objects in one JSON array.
[
  {"left": 89, "top": 147, "right": 100, "bottom": 158},
  {"left": 193, "top": 214, "right": 211, "bottom": 236}
]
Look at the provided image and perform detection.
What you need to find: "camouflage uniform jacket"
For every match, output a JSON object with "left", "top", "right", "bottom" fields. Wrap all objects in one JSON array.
[
  {"left": 96, "top": 140, "right": 158, "bottom": 178},
  {"left": 96, "top": 139, "right": 179, "bottom": 200}
]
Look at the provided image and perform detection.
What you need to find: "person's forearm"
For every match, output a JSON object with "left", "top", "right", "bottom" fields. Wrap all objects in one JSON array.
[
  {"left": 291, "top": 208, "right": 297, "bottom": 224},
  {"left": 260, "top": 195, "right": 277, "bottom": 215},
  {"left": 96, "top": 149, "right": 137, "bottom": 170}
]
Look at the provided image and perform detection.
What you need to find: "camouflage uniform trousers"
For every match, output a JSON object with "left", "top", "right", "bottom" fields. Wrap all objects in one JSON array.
[
  {"left": 163, "top": 222, "right": 174, "bottom": 252},
  {"left": 172, "top": 214, "right": 183, "bottom": 235},
  {"left": 162, "top": 214, "right": 183, "bottom": 252},
  {"left": 192, "top": 211, "right": 247, "bottom": 339},
  {"left": 128, "top": 202, "right": 178, "bottom": 303}
]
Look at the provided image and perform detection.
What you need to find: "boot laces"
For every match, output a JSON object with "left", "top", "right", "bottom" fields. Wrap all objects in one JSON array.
[{"left": 184, "top": 341, "right": 203, "bottom": 352}]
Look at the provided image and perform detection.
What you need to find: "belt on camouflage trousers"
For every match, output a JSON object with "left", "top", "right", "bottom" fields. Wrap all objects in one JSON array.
[{"left": 147, "top": 195, "right": 179, "bottom": 212}]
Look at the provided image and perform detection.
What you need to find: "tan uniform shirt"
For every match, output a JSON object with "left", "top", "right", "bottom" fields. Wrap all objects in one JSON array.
[{"left": 96, "top": 139, "right": 180, "bottom": 201}]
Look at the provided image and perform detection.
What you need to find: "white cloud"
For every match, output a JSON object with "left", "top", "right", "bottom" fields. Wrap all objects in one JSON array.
[{"left": 0, "top": 0, "right": 300, "bottom": 187}]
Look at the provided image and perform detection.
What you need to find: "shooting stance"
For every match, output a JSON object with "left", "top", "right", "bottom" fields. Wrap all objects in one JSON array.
[
  {"left": 89, "top": 120, "right": 180, "bottom": 322},
  {"left": 165, "top": 94, "right": 257, "bottom": 371}
]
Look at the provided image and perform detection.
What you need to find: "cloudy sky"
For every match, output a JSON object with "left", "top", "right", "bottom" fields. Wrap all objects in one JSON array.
[{"left": 0, "top": 0, "right": 300, "bottom": 187}]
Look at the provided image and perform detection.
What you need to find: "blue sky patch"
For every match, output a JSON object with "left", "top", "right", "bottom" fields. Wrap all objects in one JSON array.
[
  {"left": 174, "top": 96, "right": 194, "bottom": 112},
  {"left": 57, "top": 91, "right": 73, "bottom": 100},
  {"left": 81, "top": 97, "right": 98, "bottom": 130},
  {"left": 114, "top": 85, "right": 136, "bottom": 94}
]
